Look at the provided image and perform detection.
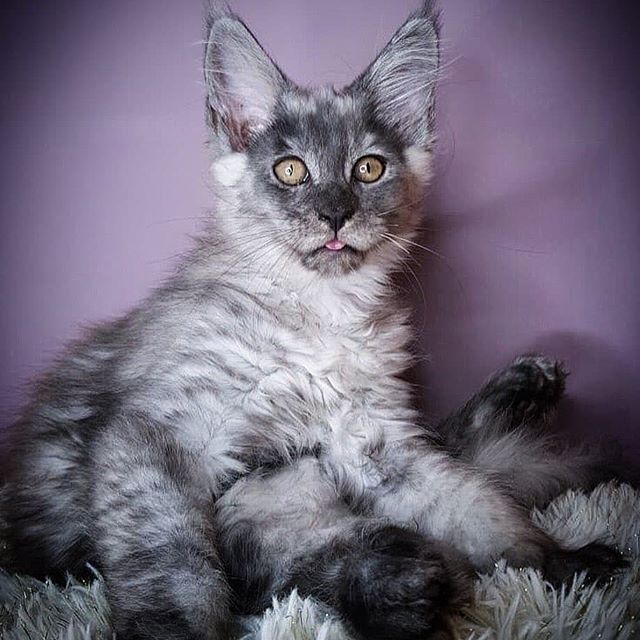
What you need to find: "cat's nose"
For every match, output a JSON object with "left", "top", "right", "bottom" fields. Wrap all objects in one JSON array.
[
  {"left": 317, "top": 186, "right": 358, "bottom": 234},
  {"left": 318, "top": 209, "right": 354, "bottom": 234}
]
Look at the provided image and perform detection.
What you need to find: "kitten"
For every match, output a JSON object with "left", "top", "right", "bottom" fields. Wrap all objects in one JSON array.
[{"left": 2, "top": 2, "right": 623, "bottom": 639}]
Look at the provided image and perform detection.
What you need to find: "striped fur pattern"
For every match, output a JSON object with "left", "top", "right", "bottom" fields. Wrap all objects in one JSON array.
[{"left": 1, "top": 3, "right": 624, "bottom": 639}]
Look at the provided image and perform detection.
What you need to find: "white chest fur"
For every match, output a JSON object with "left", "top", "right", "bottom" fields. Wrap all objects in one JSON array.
[{"left": 140, "top": 279, "right": 414, "bottom": 489}]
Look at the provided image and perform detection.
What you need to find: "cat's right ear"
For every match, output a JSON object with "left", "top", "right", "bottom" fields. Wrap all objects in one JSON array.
[
  {"left": 204, "top": 2, "right": 289, "bottom": 155},
  {"left": 348, "top": 1, "right": 440, "bottom": 150}
]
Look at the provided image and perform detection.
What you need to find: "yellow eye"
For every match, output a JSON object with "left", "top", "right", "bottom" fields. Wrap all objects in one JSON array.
[
  {"left": 273, "top": 157, "right": 309, "bottom": 186},
  {"left": 353, "top": 156, "right": 385, "bottom": 183}
]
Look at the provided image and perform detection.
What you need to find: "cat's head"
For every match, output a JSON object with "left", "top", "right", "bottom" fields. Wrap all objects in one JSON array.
[{"left": 204, "top": 2, "right": 439, "bottom": 279}]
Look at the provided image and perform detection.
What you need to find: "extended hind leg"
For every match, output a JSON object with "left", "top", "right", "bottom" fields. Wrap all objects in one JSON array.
[
  {"left": 440, "top": 355, "right": 566, "bottom": 454},
  {"left": 439, "top": 355, "right": 610, "bottom": 507},
  {"left": 215, "top": 457, "right": 471, "bottom": 640}
]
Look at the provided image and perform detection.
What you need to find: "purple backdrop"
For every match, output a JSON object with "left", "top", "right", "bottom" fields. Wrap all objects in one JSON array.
[{"left": 1, "top": 1, "right": 639, "bottom": 457}]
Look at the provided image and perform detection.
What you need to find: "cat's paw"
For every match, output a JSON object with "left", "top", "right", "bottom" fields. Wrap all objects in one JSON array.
[
  {"left": 338, "top": 526, "right": 462, "bottom": 640},
  {"left": 543, "top": 542, "right": 628, "bottom": 587},
  {"left": 489, "top": 354, "right": 567, "bottom": 426}
]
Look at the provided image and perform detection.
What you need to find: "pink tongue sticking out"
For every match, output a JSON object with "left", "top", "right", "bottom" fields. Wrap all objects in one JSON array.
[{"left": 325, "top": 239, "right": 345, "bottom": 251}]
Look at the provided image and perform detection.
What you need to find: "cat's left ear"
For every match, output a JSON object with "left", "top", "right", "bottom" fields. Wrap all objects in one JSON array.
[
  {"left": 348, "top": 1, "right": 440, "bottom": 149},
  {"left": 204, "top": 3, "right": 290, "bottom": 154}
]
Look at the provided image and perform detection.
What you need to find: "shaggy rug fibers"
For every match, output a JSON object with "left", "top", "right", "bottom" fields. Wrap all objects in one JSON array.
[{"left": 0, "top": 482, "right": 638, "bottom": 639}]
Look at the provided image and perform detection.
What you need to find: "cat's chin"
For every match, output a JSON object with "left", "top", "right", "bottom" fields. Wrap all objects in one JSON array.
[{"left": 301, "top": 244, "right": 366, "bottom": 277}]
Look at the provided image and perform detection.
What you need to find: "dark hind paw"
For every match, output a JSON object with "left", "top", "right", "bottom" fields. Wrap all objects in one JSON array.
[
  {"left": 338, "top": 527, "right": 461, "bottom": 640},
  {"left": 543, "top": 542, "right": 628, "bottom": 587},
  {"left": 487, "top": 354, "right": 567, "bottom": 426}
]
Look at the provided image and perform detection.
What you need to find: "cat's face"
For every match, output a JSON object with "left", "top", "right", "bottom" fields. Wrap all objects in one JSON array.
[
  {"left": 243, "top": 89, "right": 430, "bottom": 277},
  {"left": 205, "top": 2, "right": 439, "bottom": 278}
]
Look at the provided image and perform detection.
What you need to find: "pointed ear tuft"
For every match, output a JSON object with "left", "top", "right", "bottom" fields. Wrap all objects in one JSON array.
[
  {"left": 349, "top": 3, "right": 440, "bottom": 148},
  {"left": 204, "top": 6, "right": 289, "bottom": 154}
]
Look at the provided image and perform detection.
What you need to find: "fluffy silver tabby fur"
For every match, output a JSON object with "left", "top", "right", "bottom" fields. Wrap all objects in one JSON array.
[
  {"left": 2, "top": 482, "right": 638, "bottom": 640},
  {"left": 1, "top": 2, "right": 625, "bottom": 639}
]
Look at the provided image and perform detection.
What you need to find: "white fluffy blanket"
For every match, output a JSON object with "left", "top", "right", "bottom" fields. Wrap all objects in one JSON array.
[{"left": 1, "top": 482, "right": 638, "bottom": 639}]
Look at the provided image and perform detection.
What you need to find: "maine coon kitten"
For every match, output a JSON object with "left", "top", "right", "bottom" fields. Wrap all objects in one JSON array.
[{"left": 2, "top": 2, "right": 624, "bottom": 639}]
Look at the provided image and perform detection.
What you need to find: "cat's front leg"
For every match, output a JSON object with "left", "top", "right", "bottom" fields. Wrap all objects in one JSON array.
[
  {"left": 215, "top": 456, "right": 472, "bottom": 640},
  {"left": 91, "top": 416, "right": 231, "bottom": 640}
]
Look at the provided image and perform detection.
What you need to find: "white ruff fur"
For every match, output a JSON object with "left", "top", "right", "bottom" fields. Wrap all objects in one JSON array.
[{"left": 1, "top": 481, "right": 637, "bottom": 639}]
